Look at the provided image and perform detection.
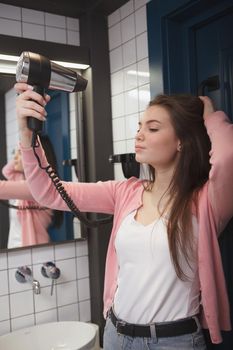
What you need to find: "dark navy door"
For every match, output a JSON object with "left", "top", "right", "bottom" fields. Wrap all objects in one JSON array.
[
  {"left": 195, "top": 11, "right": 233, "bottom": 117},
  {"left": 148, "top": 0, "right": 233, "bottom": 121},
  {"left": 44, "top": 90, "right": 73, "bottom": 241},
  {"left": 148, "top": 1, "right": 233, "bottom": 348},
  {"left": 194, "top": 11, "right": 233, "bottom": 350}
]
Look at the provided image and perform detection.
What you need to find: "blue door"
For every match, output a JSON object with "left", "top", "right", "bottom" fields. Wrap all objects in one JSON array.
[
  {"left": 148, "top": 1, "right": 233, "bottom": 348},
  {"left": 148, "top": 0, "right": 233, "bottom": 120},
  {"left": 195, "top": 11, "right": 233, "bottom": 118},
  {"left": 193, "top": 9, "right": 233, "bottom": 349},
  {"left": 44, "top": 90, "right": 73, "bottom": 241}
]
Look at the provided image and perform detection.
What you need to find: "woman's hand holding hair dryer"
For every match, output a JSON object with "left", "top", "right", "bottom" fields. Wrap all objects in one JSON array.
[{"left": 15, "top": 82, "right": 51, "bottom": 148}]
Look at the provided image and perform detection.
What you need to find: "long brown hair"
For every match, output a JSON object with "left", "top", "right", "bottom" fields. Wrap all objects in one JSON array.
[{"left": 146, "top": 94, "right": 211, "bottom": 280}]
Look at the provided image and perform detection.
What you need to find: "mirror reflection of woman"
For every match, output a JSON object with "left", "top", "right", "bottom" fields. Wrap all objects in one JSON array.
[
  {"left": 15, "top": 82, "right": 233, "bottom": 349},
  {"left": 0, "top": 135, "right": 62, "bottom": 248}
]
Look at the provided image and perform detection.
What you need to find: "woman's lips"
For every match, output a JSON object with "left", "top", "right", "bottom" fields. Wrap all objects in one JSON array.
[{"left": 135, "top": 145, "right": 145, "bottom": 152}]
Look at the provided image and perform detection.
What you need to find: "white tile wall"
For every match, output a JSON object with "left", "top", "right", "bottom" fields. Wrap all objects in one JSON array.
[
  {"left": 67, "top": 30, "right": 80, "bottom": 46},
  {"left": 0, "top": 73, "right": 86, "bottom": 334},
  {"left": 11, "top": 314, "right": 35, "bottom": 331},
  {"left": 0, "top": 240, "right": 89, "bottom": 333},
  {"left": 108, "top": 0, "right": 151, "bottom": 179},
  {"left": 0, "top": 3, "right": 21, "bottom": 20},
  {"left": 136, "top": 32, "right": 148, "bottom": 60},
  {"left": 0, "top": 0, "right": 151, "bottom": 341},
  {"left": 123, "top": 39, "right": 137, "bottom": 66},
  {"left": 0, "top": 295, "right": 10, "bottom": 321},
  {"left": 120, "top": 0, "right": 134, "bottom": 19},
  {"left": 136, "top": 0, "right": 151, "bottom": 9},
  {"left": 0, "top": 17, "right": 22, "bottom": 37},
  {"left": 46, "top": 26, "right": 67, "bottom": 44},
  {"left": 22, "top": 22, "right": 45, "bottom": 40},
  {"left": 45, "top": 13, "right": 66, "bottom": 28},
  {"left": 35, "top": 308, "right": 57, "bottom": 324},
  {"left": 0, "top": 2, "right": 80, "bottom": 45},
  {"left": 58, "top": 303, "right": 80, "bottom": 321},
  {"left": 124, "top": 63, "right": 138, "bottom": 91},
  {"left": 10, "top": 290, "right": 34, "bottom": 318},
  {"left": 108, "top": 22, "right": 121, "bottom": 50},
  {"left": 108, "top": 9, "right": 120, "bottom": 27},
  {"left": 67, "top": 17, "right": 79, "bottom": 31},
  {"left": 135, "top": 5, "right": 147, "bottom": 35},
  {"left": 121, "top": 14, "right": 135, "bottom": 43},
  {"left": 111, "top": 93, "right": 125, "bottom": 118},
  {"left": 22, "top": 8, "right": 45, "bottom": 24},
  {"left": 111, "top": 70, "right": 124, "bottom": 95},
  {"left": 110, "top": 46, "right": 123, "bottom": 73}
]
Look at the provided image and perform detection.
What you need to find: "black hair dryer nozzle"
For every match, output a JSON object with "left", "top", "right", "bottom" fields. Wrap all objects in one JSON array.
[{"left": 109, "top": 153, "right": 140, "bottom": 178}]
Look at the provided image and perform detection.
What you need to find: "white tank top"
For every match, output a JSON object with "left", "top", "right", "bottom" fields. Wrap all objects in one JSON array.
[
  {"left": 7, "top": 201, "right": 22, "bottom": 248},
  {"left": 114, "top": 211, "right": 200, "bottom": 324}
]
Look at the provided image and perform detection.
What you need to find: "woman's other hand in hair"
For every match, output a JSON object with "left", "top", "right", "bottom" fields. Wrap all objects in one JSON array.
[
  {"left": 14, "top": 83, "right": 50, "bottom": 148},
  {"left": 199, "top": 95, "right": 215, "bottom": 119}
]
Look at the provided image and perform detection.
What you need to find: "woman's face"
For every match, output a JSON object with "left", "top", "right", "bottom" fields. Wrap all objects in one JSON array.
[
  {"left": 14, "top": 149, "right": 24, "bottom": 173},
  {"left": 135, "top": 105, "right": 180, "bottom": 170}
]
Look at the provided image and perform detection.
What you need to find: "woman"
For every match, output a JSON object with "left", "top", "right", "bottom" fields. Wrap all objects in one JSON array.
[
  {"left": 15, "top": 82, "right": 233, "bottom": 349},
  {"left": 1, "top": 134, "right": 62, "bottom": 248}
]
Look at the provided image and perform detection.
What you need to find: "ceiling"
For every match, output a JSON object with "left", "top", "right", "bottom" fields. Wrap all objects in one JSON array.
[
  {"left": 0, "top": 0, "right": 129, "bottom": 17},
  {"left": 0, "top": 0, "right": 129, "bottom": 94}
]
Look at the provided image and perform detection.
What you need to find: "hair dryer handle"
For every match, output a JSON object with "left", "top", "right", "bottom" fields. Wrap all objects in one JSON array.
[{"left": 27, "top": 85, "right": 45, "bottom": 133}]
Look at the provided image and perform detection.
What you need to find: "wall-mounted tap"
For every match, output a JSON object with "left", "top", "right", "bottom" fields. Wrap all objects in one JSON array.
[
  {"left": 15, "top": 266, "right": 41, "bottom": 295},
  {"left": 41, "top": 262, "right": 61, "bottom": 295}
]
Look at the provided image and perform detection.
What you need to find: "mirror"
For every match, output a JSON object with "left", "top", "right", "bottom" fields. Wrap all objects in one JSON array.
[{"left": 0, "top": 55, "right": 88, "bottom": 250}]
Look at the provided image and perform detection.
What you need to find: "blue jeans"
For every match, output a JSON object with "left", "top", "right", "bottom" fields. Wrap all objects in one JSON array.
[{"left": 103, "top": 316, "right": 207, "bottom": 350}]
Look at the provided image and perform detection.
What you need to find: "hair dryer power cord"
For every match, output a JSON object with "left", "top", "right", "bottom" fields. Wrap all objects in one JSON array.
[{"left": 32, "top": 134, "right": 113, "bottom": 228}]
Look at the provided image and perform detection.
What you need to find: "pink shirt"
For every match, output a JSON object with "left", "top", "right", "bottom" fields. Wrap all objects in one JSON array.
[
  {"left": 21, "top": 111, "right": 233, "bottom": 344},
  {"left": 1, "top": 161, "right": 52, "bottom": 246}
]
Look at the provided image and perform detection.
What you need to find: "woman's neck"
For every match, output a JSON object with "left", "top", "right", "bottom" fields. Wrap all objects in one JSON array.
[{"left": 151, "top": 166, "right": 175, "bottom": 194}]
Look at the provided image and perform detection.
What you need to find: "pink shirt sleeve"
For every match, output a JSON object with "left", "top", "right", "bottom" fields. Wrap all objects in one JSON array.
[
  {"left": 0, "top": 180, "right": 34, "bottom": 200},
  {"left": 2, "top": 159, "right": 24, "bottom": 181},
  {"left": 205, "top": 111, "right": 233, "bottom": 233},
  {"left": 21, "top": 145, "right": 117, "bottom": 214}
]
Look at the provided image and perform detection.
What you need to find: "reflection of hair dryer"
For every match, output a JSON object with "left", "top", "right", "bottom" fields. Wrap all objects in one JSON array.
[{"left": 16, "top": 51, "right": 88, "bottom": 133}]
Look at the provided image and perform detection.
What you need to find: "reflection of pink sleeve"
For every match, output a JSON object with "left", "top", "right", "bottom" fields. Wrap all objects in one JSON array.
[
  {"left": 0, "top": 180, "right": 34, "bottom": 200},
  {"left": 2, "top": 159, "right": 23, "bottom": 181},
  {"left": 20, "top": 205, "right": 52, "bottom": 246}
]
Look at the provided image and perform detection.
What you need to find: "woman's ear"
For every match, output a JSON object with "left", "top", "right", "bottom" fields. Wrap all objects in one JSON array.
[{"left": 177, "top": 143, "right": 182, "bottom": 152}]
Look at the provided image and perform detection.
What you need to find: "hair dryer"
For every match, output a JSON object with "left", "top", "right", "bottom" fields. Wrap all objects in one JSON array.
[{"left": 16, "top": 51, "right": 88, "bottom": 133}]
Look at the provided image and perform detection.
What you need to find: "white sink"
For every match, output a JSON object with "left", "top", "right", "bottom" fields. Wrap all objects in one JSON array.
[{"left": 0, "top": 321, "right": 97, "bottom": 350}]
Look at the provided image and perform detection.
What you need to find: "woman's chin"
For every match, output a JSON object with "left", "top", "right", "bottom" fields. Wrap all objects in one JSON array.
[{"left": 135, "top": 154, "right": 147, "bottom": 164}]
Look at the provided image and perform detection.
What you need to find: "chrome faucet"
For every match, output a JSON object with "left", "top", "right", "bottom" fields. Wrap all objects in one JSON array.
[
  {"left": 15, "top": 266, "right": 41, "bottom": 295},
  {"left": 41, "top": 262, "right": 60, "bottom": 295}
]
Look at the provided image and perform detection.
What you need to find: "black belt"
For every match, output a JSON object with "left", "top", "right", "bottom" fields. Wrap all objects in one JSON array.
[{"left": 108, "top": 308, "right": 198, "bottom": 338}]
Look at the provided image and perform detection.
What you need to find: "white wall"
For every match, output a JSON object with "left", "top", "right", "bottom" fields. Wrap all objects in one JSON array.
[
  {"left": 0, "top": 2, "right": 87, "bottom": 335},
  {"left": 0, "top": 241, "right": 90, "bottom": 334},
  {"left": 0, "top": 0, "right": 152, "bottom": 336},
  {"left": 0, "top": 3, "right": 80, "bottom": 45},
  {"left": 108, "top": 0, "right": 151, "bottom": 179}
]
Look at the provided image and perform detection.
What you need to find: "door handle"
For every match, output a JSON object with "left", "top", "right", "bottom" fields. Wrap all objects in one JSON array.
[
  {"left": 198, "top": 75, "right": 220, "bottom": 95},
  {"left": 63, "top": 158, "right": 78, "bottom": 178},
  {"left": 224, "top": 81, "right": 232, "bottom": 116}
]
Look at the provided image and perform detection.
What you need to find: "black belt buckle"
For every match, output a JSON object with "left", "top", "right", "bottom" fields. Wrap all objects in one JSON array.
[{"left": 116, "top": 320, "right": 126, "bottom": 335}]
